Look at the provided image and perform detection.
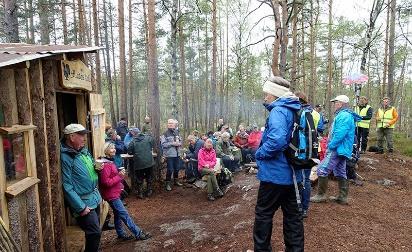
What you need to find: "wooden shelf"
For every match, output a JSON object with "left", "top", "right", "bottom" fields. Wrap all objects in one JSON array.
[
  {"left": 0, "top": 125, "right": 37, "bottom": 135},
  {"left": 5, "top": 177, "right": 40, "bottom": 198}
]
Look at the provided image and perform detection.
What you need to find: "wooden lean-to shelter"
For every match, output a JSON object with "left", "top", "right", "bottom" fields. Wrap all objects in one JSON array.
[{"left": 0, "top": 43, "right": 107, "bottom": 251}]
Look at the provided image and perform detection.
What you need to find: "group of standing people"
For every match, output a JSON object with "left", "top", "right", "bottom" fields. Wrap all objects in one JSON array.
[{"left": 252, "top": 76, "right": 399, "bottom": 251}]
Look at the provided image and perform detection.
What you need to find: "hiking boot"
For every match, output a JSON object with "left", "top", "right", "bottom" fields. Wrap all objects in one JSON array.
[
  {"left": 174, "top": 179, "right": 183, "bottom": 186},
  {"left": 310, "top": 176, "right": 329, "bottom": 203},
  {"left": 165, "top": 181, "right": 172, "bottom": 191},
  {"left": 214, "top": 188, "right": 224, "bottom": 198},
  {"left": 388, "top": 149, "right": 393, "bottom": 153},
  {"left": 376, "top": 149, "right": 384, "bottom": 154},
  {"left": 330, "top": 178, "right": 349, "bottom": 205},
  {"left": 207, "top": 194, "right": 216, "bottom": 201},
  {"left": 136, "top": 231, "right": 152, "bottom": 241},
  {"left": 302, "top": 210, "right": 308, "bottom": 218},
  {"left": 137, "top": 184, "right": 144, "bottom": 199},
  {"left": 146, "top": 189, "right": 153, "bottom": 197},
  {"left": 349, "top": 178, "right": 363, "bottom": 186},
  {"left": 118, "top": 235, "right": 134, "bottom": 241}
]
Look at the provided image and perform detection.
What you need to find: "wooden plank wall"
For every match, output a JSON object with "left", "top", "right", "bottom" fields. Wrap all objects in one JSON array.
[
  {"left": 43, "top": 59, "right": 67, "bottom": 251},
  {"left": 29, "top": 60, "right": 55, "bottom": 251},
  {"left": 89, "top": 93, "right": 105, "bottom": 159},
  {"left": 14, "top": 65, "right": 43, "bottom": 252}
]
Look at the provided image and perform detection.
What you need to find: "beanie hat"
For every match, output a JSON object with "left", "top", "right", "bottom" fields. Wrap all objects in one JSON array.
[
  {"left": 103, "top": 142, "right": 115, "bottom": 155},
  {"left": 263, "top": 76, "right": 290, "bottom": 98}
]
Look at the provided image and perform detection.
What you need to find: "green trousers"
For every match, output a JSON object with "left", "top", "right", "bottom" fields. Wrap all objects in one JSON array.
[
  {"left": 201, "top": 168, "right": 219, "bottom": 194},
  {"left": 377, "top": 127, "right": 394, "bottom": 151}
]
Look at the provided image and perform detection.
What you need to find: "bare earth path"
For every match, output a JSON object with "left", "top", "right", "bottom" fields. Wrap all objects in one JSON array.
[{"left": 101, "top": 153, "right": 411, "bottom": 252}]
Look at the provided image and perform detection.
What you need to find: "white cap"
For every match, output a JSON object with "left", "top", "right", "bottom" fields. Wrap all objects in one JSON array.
[
  {"left": 63, "top": 124, "right": 90, "bottom": 135},
  {"left": 330, "top": 95, "right": 349, "bottom": 103},
  {"left": 262, "top": 76, "right": 290, "bottom": 98}
]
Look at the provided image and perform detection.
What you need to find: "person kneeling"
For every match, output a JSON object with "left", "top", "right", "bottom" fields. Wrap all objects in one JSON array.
[
  {"left": 198, "top": 139, "right": 224, "bottom": 201},
  {"left": 99, "top": 142, "right": 152, "bottom": 241}
]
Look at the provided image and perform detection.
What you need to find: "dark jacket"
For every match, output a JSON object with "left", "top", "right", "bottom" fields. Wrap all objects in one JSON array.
[
  {"left": 116, "top": 120, "right": 128, "bottom": 140},
  {"left": 128, "top": 134, "right": 155, "bottom": 170},
  {"left": 186, "top": 139, "right": 205, "bottom": 160}
]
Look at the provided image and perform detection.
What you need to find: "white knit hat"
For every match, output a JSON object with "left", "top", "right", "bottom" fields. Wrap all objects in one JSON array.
[
  {"left": 262, "top": 76, "right": 290, "bottom": 98},
  {"left": 330, "top": 95, "right": 349, "bottom": 103}
]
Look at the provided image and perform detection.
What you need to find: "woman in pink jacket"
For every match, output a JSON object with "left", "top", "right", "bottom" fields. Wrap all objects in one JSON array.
[
  {"left": 99, "top": 142, "right": 151, "bottom": 241},
  {"left": 198, "top": 139, "right": 224, "bottom": 201}
]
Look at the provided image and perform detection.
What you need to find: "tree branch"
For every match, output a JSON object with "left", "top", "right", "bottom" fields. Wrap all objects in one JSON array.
[{"left": 240, "top": 35, "right": 275, "bottom": 50}]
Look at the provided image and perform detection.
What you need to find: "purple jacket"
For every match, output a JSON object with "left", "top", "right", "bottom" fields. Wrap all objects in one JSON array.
[{"left": 98, "top": 158, "right": 123, "bottom": 201}]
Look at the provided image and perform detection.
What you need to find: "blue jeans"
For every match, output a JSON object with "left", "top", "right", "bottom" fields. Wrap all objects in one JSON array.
[
  {"left": 109, "top": 198, "right": 141, "bottom": 238},
  {"left": 166, "top": 157, "right": 180, "bottom": 181},
  {"left": 300, "top": 169, "right": 312, "bottom": 211}
]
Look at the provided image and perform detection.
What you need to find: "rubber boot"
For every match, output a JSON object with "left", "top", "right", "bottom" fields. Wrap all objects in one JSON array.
[
  {"left": 310, "top": 176, "right": 328, "bottom": 203},
  {"left": 330, "top": 178, "right": 349, "bottom": 205},
  {"left": 146, "top": 182, "right": 153, "bottom": 197},
  {"left": 174, "top": 179, "right": 183, "bottom": 187},
  {"left": 137, "top": 184, "right": 144, "bottom": 199},
  {"left": 214, "top": 188, "right": 224, "bottom": 198},
  {"left": 207, "top": 194, "right": 215, "bottom": 201},
  {"left": 165, "top": 181, "right": 172, "bottom": 191}
]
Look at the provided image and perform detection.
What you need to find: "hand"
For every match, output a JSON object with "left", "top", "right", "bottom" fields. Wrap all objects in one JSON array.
[
  {"left": 384, "top": 123, "right": 390, "bottom": 128},
  {"left": 80, "top": 206, "right": 91, "bottom": 216},
  {"left": 119, "top": 169, "right": 126, "bottom": 178},
  {"left": 230, "top": 155, "right": 234, "bottom": 161},
  {"left": 205, "top": 164, "right": 209, "bottom": 169}
]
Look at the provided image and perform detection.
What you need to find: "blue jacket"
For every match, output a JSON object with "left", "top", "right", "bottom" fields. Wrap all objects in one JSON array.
[
  {"left": 61, "top": 142, "right": 102, "bottom": 215},
  {"left": 328, "top": 108, "right": 362, "bottom": 158},
  {"left": 186, "top": 138, "right": 205, "bottom": 160},
  {"left": 255, "top": 94, "right": 302, "bottom": 185}
]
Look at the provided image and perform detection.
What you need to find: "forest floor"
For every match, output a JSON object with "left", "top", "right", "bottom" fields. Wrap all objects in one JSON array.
[{"left": 100, "top": 152, "right": 411, "bottom": 252}]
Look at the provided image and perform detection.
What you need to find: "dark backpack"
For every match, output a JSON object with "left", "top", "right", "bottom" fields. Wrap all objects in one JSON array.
[{"left": 285, "top": 108, "right": 319, "bottom": 170}]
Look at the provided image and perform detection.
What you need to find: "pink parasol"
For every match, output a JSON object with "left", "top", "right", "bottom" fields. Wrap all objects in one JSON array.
[{"left": 342, "top": 73, "right": 369, "bottom": 86}]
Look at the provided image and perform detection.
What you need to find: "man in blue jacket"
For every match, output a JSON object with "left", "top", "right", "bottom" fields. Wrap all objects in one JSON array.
[
  {"left": 311, "top": 95, "right": 361, "bottom": 205},
  {"left": 61, "top": 124, "right": 102, "bottom": 252},
  {"left": 253, "top": 76, "right": 304, "bottom": 252}
]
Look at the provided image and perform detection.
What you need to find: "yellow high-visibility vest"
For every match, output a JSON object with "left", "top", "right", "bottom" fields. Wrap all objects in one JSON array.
[
  {"left": 311, "top": 110, "right": 320, "bottom": 129},
  {"left": 377, "top": 107, "right": 396, "bottom": 129},
  {"left": 354, "top": 105, "right": 371, "bottom": 129}
]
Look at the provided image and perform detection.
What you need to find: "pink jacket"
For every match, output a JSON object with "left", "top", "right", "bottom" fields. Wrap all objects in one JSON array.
[
  {"left": 198, "top": 147, "right": 217, "bottom": 171},
  {"left": 98, "top": 158, "right": 124, "bottom": 201}
]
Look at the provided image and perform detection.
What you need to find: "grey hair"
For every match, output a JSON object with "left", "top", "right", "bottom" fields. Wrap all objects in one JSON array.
[{"left": 221, "top": 132, "right": 230, "bottom": 139}]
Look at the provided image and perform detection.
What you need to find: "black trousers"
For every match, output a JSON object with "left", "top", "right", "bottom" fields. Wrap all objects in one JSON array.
[
  {"left": 356, "top": 127, "right": 369, "bottom": 151},
  {"left": 253, "top": 182, "right": 304, "bottom": 252},
  {"left": 76, "top": 205, "right": 101, "bottom": 252},
  {"left": 136, "top": 166, "right": 153, "bottom": 188}
]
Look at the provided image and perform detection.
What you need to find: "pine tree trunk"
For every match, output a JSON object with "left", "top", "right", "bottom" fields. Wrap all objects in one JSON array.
[
  {"left": 204, "top": 14, "right": 209, "bottom": 130},
  {"left": 170, "top": 0, "right": 179, "bottom": 120},
  {"left": 109, "top": 2, "right": 120, "bottom": 120},
  {"left": 290, "top": 3, "right": 299, "bottom": 90},
  {"left": 210, "top": 0, "right": 217, "bottom": 130},
  {"left": 301, "top": 8, "right": 306, "bottom": 93},
  {"left": 326, "top": 0, "right": 333, "bottom": 119},
  {"left": 382, "top": 0, "right": 390, "bottom": 97},
  {"left": 28, "top": 0, "right": 34, "bottom": 43},
  {"left": 62, "top": 0, "right": 68, "bottom": 44},
  {"left": 103, "top": 0, "right": 116, "bottom": 126},
  {"left": 386, "top": 0, "right": 396, "bottom": 101},
  {"left": 77, "top": 0, "right": 85, "bottom": 44},
  {"left": 4, "top": 0, "right": 20, "bottom": 43},
  {"left": 147, "top": 0, "right": 161, "bottom": 179},
  {"left": 128, "top": 0, "right": 134, "bottom": 125},
  {"left": 93, "top": 0, "right": 101, "bottom": 92},
  {"left": 279, "top": 0, "right": 288, "bottom": 77},
  {"left": 271, "top": 0, "right": 281, "bottom": 76},
  {"left": 178, "top": 9, "right": 189, "bottom": 136},
  {"left": 73, "top": 0, "right": 78, "bottom": 45},
  {"left": 308, "top": 0, "right": 316, "bottom": 103},
  {"left": 118, "top": 0, "right": 128, "bottom": 119},
  {"left": 143, "top": 0, "right": 149, "bottom": 116}
]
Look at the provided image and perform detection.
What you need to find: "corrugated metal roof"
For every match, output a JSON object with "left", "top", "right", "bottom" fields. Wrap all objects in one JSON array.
[{"left": 0, "top": 43, "right": 102, "bottom": 68}]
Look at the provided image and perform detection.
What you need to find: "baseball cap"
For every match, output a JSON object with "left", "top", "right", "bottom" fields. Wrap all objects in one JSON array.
[
  {"left": 330, "top": 95, "right": 349, "bottom": 103},
  {"left": 63, "top": 124, "right": 90, "bottom": 135}
]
